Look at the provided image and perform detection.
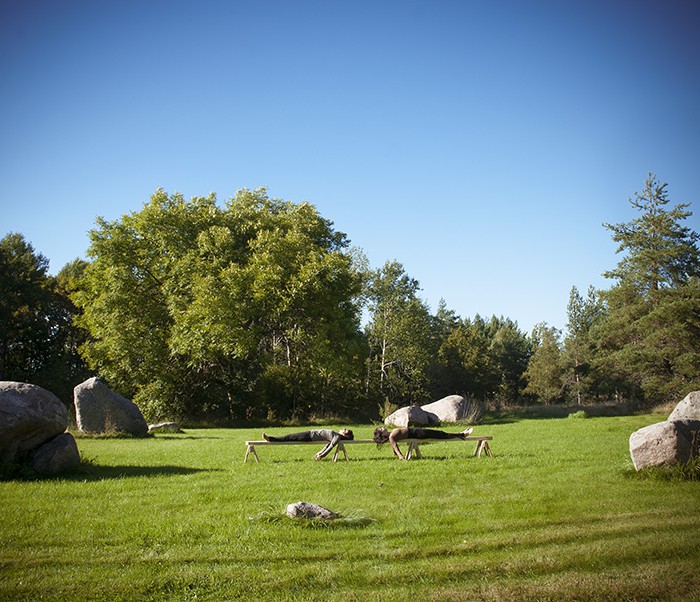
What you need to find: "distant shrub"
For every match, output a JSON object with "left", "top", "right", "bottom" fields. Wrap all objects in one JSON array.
[{"left": 568, "top": 410, "right": 588, "bottom": 419}]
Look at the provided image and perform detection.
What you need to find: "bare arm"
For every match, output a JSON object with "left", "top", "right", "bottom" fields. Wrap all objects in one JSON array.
[
  {"left": 388, "top": 428, "right": 409, "bottom": 460},
  {"left": 315, "top": 433, "right": 341, "bottom": 460}
]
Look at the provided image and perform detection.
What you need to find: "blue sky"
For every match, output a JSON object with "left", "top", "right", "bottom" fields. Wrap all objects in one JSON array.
[{"left": 2, "top": 0, "right": 699, "bottom": 334}]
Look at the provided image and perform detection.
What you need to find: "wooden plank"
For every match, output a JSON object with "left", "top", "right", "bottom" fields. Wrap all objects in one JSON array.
[{"left": 243, "top": 436, "right": 493, "bottom": 462}]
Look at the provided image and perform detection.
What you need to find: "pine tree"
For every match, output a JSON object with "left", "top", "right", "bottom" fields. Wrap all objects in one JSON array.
[
  {"left": 595, "top": 174, "right": 700, "bottom": 404},
  {"left": 603, "top": 173, "right": 699, "bottom": 296}
]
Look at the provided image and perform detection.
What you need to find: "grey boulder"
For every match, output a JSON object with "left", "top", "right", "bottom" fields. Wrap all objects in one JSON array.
[
  {"left": 30, "top": 432, "right": 80, "bottom": 475},
  {"left": 668, "top": 391, "right": 700, "bottom": 422},
  {"left": 421, "top": 395, "right": 473, "bottom": 423},
  {"left": 0, "top": 381, "right": 67, "bottom": 464},
  {"left": 74, "top": 377, "right": 148, "bottom": 436},
  {"left": 384, "top": 405, "right": 438, "bottom": 427},
  {"left": 629, "top": 420, "right": 700, "bottom": 470}
]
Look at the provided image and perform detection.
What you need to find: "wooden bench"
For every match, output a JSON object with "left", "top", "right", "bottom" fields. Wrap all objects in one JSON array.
[
  {"left": 243, "top": 439, "right": 375, "bottom": 463},
  {"left": 243, "top": 436, "right": 493, "bottom": 463},
  {"left": 403, "top": 436, "right": 493, "bottom": 459}
]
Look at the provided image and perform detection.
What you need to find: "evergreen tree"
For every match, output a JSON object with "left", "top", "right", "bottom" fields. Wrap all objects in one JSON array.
[
  {"left": 595, "top": 174, "right": 700, "bottom": 403},
  {"left": 523, "top": 323, "right": 564, "bottom": 404},
  {"left": 488, "top": 317, "right": 531, "bottom": 405},
  {"left": 603, "top": 174, "right": 699, "bottom": 294},
  {"left": 563, "top": 285, "right": 604, "bottom": 404},
  {"left": 0, "top": 234, "right": 87, "bottom": 403}
]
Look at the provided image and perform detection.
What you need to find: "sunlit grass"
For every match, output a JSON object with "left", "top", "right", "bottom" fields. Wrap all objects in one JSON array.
[{"left": 1, "top": 414, "right": 699, "bottom": 600}]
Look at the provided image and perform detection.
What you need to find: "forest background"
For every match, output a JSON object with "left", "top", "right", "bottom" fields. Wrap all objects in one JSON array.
[{"left": 1, "top": 173, "right": 698, "bottom": 424}]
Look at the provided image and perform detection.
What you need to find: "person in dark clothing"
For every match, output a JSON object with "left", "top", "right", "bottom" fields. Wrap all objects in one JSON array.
[
  {"left": 262, "top": 428, "right": 354, "bottom": 460},
  {"left": 373, "top": 426, "right": 473, "bottom": 460}
]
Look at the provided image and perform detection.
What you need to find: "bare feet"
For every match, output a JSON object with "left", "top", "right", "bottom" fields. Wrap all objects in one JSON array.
[{"left": 461, "top": 427, "right": 473, "bottom": 438}]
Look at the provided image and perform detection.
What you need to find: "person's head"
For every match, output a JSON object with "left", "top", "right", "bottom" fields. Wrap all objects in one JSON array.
[
  {"left": 339, "top": 429, "right": 354, "bottom": 440},
  {"left": 373, "top": 427, "right": 390, "bottom": 444}
]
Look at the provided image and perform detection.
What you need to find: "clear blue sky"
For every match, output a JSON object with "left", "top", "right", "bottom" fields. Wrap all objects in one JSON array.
[{"left": 2, "top": 0, "right": 699, "bottom": 334}]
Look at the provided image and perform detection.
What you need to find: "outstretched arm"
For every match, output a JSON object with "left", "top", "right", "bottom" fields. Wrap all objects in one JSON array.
[
  {"left": 388, "top": 428, "right": 409, "bottom": 460},
  {"left": 315, "top": 433, "right": 341, "bottom": 460}
]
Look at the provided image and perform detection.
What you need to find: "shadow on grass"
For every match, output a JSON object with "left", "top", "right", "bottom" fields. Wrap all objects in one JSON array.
[
  {"left": 57, "top": 463, "right": 223, "bottom": 482},
  {"left": 149, "top": 435, "right": 224, "bottom": 440},
  {"left": 260, "top": 453, "right": 487, "bottom": 465}
]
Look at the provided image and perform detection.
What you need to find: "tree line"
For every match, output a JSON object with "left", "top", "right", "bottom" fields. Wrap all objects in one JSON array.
[{"left": 1, "top": 174, "right": 698, "bottom": 422}]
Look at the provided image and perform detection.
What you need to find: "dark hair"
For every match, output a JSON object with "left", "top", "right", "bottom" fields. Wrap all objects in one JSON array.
[
  {"left": 373, "top": 427, "right": 390, "bottom": 445},
  {"left": 340, "top": 429, "right": 354, "bottom": 440}
]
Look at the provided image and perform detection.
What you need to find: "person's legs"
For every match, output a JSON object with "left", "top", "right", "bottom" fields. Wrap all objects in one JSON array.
[
  {"left": 263, "top": 431, "right": 313, "bottom": 442},
  {"left": 412, "top": 428, "right": 473, "bottom": 440},
  {"left": 413, "top": 428, "right": 451, "bottom": 439}
]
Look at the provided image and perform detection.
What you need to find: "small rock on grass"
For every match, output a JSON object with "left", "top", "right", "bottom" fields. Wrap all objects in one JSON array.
[{"left": 286, "top": 501, "right": 337, "bottom": 520}]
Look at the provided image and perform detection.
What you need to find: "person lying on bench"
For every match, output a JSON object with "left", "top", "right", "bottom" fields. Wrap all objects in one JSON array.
[
  {"left": 373, "top": 426, "right": 473, "bottom": 460},
  {"left": 262, "top": 429, "right": 354, "bottom": 460}
]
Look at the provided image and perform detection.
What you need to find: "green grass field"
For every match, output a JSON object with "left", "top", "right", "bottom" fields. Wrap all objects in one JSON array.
[{"left": 2, "top": 413, "right": 699, "bottom": 601}]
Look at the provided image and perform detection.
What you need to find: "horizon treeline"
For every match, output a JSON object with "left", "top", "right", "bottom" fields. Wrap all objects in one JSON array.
[{"left": 1, "top": 174, "right": 698, "bottom": 423}]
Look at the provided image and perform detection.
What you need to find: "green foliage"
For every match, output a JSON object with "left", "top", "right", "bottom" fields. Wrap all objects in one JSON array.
[
  {"left": 1, "top": 417, "right": 699, "bottom": 600},
  {"left": 364, "top": 260, "right": 436, "bottom": 406},
  {"left": 562, "top": 285, "right": 605, "bottom": 404},
  {"left": 433, "top": 315, "right": 530, "bottom": 405},
  {"left": 523, "top": 323, "right": 565, "bottom": 404},
  {"left": 75, "top": 188, "right": 367, "bottom": 422},
  {"left": 0, "top": 233, "right": 88, "bottom": 403},
  {"left": 603, "top": 173, "right": 699, "bottom": 293},
  {"left": 593, "top": 174, "right": 700, "bottom": 404},
  {"left": 7, "top": 172, "right": 697, "bottom": 417}
]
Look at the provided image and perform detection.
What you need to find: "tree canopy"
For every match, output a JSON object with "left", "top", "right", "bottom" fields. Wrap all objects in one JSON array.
[
  {"left": 3, "top": 174, "right": 698, "bottom": 420},
  {"left": 74, "top": 188, "right": 366, "bottom": 421}
]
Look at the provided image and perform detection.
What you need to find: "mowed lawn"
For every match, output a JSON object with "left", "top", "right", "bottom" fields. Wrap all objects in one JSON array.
[{"left": 1, "top": 414, "right": 699, "bottom": 601}]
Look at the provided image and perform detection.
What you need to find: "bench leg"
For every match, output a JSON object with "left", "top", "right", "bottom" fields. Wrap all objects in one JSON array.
[
  {"left": 474, "top": 440, "right": 493, "bottom": 458},
  {"left": 244, "top": 444, "right": 260, "bottom": 463},
  {"left": 333, "top": 443, "right": 349, "bottom": 462},
  {"left": 406, "top": 442, "right": 422, "bottom": 460}
]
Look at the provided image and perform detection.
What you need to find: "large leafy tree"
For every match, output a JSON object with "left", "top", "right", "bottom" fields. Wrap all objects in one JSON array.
[
  {"left": 365, "top": 260, "right": 436, "bottom": 407},
  {"left": 0, "top": 233, "right": 87, "bottom": 402},
  {"left": 594, "top": 174, "right": 700, "bottom": 403},
  {"left": 75, "top": 188, "right": 366, "bottom": 421}
]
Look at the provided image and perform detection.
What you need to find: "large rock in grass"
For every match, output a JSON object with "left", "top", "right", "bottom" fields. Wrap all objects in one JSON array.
[
  {"left": 421, "top": 395, "right": 473, "bottom": 423},
  {"left": 668, "top": 391, "right": 700, "bottom": 422},
  {"left": 629, "top": 420, "right": 700, "bottom": 470},
  {"left": 74, "top": 377, "right": 148, "bottom": 436},
  {"left": 384, "top": 405, "right": 438, "bottom": 427},
  {"left": 30, "top": 432, "right": 80, "bottom": 475},
  {"left": 0, "top": 381, "right": 68, "bottom": 464}
]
